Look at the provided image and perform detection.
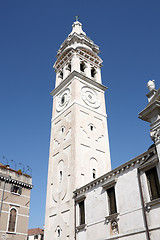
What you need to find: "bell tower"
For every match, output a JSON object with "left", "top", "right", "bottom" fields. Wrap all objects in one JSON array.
[{"left": 44, "top": 19, "right": 111, "bottom": 240}]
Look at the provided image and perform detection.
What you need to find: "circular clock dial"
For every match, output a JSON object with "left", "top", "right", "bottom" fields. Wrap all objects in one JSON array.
[
  {"left": 56, "top": 88, "right": 70, "bottom": 112},
  {"left": 81, "top": 86, "right": 100, "bottom": 108}
]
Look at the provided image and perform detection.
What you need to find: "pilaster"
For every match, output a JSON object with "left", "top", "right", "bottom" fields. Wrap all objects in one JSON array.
[{"left": 71, "top": 53, "right": 80, "bottom": 73}]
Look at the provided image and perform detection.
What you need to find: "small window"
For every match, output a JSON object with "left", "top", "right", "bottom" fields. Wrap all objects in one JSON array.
[
  {"left": 58, "top": 229, "right": 60, "bottom": 237},
  {"left": 79, "top": 200, "right": 85, "bottom": 225},
  {"left": 57, "top": 226, "right": 61, "bottom": 238},
  {"left": 61, "top": 126, "right": 65, "bottom": 133},
  {"left": 11, "top": 185, "right": 22, "bottom": 195},
  {"left": 61, "top": 95, "right": 65, "bottom": 105},
  {"left": 59, "top": 71, "right": 63, "bottom": 79},
  {"left": 90, "top": 125, "right": 93, "bottom": 131},
  {"left": 68, "top": 63, "right": 71, "bottom": 72},
  {"left": 8, "top": 208, "right": 17, "bottom": 232},
  {"left": 92, "top": 169, "right": 96, "bottom": 179},
  {"left": 91, "top": 68, "right": 96, "bottom": 78},
  {"left": 146, "top": 167, "right": 160, "bottom": 200},
  {"left": 107, "top": 186, "right": 117, "bottom": 215},
  {"left": 59, "top": 171, "right": 63, "bottom": 182},
  {"left": 80, "top": 62, "right": 85, "bottom": 72}
]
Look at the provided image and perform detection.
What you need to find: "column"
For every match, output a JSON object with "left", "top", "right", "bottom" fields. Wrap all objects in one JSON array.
[
  {"left": 71, "top": 53, "right": 80, "bottom": 72},
  {"left": 95, "top": 67, "right": 102, "bottom": 84},
  {"left": 84, "top": 62, "right": 91, "bottom": 78},
  {"left": 63, "top": 65, "right": 70, "bottom": 80}
]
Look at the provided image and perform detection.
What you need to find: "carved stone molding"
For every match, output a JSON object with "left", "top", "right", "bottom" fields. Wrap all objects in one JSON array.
[
  {"left": 105, "top": 213, "right": 119, "bottom": 235},
  {"left": 56, "top": 88, "right": 71, "bottom": 112},
  {"left": 150, "top": 128, "right": 160, "bottom": 144},
  {"left": 81, "top": 86, "right": 100, "bottom": 109}
]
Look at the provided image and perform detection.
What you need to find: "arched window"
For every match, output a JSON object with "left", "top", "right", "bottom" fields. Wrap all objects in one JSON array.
[
  {"left": 61, "top": 126, "right": 65, "bottom": 133},
  {"left": 61, "top": 95, "right": 65, "bottom": 105},
  {"left": 90, "top": 125, "right": 94, "bottom": 131},
  {"left": 59, "top": 71, "right": 63, "bottom": 79},
  {"left": 59, "top": 171, "right": 63, "bottom": 182},
  {"left": 80, "top": 62, "right": 85, "bottom": 72},
  {"left": 92, "top": 169, "right": 96, "bottom": 179},
  {"left": 8, "top": 208, "right": 17, "bottom": 232},
  {"left": 67, "top": 63, "right": 71, "bottom": 72},
  {"left": 56, "top": 226, "right": 62, "bottom": 238},
  {"left": 91, "top": 68, "right": 96, "bottom": 78}
]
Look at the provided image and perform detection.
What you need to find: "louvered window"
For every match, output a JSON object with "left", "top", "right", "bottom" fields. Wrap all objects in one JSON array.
[
  {"left": 8, "top": 208, "right": 17, "bottom": 232},
  {"left": 146, "top": 167, "right": 160, "bottom": 200}
]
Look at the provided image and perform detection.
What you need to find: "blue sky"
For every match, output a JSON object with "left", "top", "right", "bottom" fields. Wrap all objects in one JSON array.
[{"left": 0, "top": 0, "right": 160, "bottom": 229}]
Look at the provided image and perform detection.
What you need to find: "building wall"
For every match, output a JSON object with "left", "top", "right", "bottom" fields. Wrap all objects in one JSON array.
[
  {"left": 28, "top": 235, "right": 43, "bottom": 240},
  {"left": 75, "top": 147, "right": 160, "bottom": 240},
  {"left": 45, "top": 72, "right": 111, "bottom": 240},
  {"left": 0, "top": 166, "right": 32, "bottom": 240}
]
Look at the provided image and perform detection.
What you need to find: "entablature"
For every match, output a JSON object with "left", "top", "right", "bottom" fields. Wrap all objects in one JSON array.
[
  {"left": 54, "top": 48, "right": 102, "bottom": 72},
  {"left": 50, "top": 71, "right": 107, "bottom": 98},
  {"left": 57, "top": 32, "right": 99, "bottom": 57}
]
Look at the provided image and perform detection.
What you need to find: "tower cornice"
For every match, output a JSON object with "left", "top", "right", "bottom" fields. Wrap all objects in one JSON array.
[
  {"left": 54, "top": 48, "right": 102, "bottom": 72},
  {"left": 50, "top": 70, "right": 107, "bottom": 98},
  {"left": 57, "top": 32, "right": 100, "bottom": 57}
]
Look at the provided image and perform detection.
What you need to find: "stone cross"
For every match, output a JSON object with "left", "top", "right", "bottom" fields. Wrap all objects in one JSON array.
[{"left": 75, "top": 15, "right": 79, "bottom": 21}]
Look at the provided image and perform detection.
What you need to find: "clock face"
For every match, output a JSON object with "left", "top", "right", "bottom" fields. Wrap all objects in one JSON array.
[
  {"left": 56, "top": 88, "right": 70, "bottom": 112},
  {"left": 81, "top": 86, "right": 100, "bottom": 109}
]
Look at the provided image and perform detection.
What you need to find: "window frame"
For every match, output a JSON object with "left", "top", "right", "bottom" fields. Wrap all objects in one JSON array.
[
  {"left": 139, "top": 156, "right": 160, "bottom": 204},
  {"left": 79, "top": 200, "right": 85, "bottom": 225},
  {"left": 7, "top": 207, "right": 18, "bottom": 233},
  {"left": 102, "top": 179, "right": 118, "bottom": 217},
  {"left": 145, "top": 166, "right": 160, "bottom": 201},
  {"left": 11, "top": 185, "right": 22, "bottom": 195},
  {"left": 107, "top": 186, "right": 117, "bottom": 215},
  {"left": 75, "top": 195, "right": 86, "bottom": 230}
]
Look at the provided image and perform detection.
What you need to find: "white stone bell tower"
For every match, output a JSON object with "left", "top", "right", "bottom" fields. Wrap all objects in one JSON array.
[{"left": 44, "top": 19, "right": 111, "bottom": 240}]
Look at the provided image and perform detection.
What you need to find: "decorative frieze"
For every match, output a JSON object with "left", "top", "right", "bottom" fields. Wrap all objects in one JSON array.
[{"left": 0, "top": 175, "right": 33, "bottom": 189}]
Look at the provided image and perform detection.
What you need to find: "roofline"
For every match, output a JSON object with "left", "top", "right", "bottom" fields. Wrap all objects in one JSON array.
[
  {"left": 139, "top": 100, "right": 160, "bottom": 122},
  {"left": 0, "top": 164, "right": 32, "bottom": 178},
  {"left": 73, "top": 146, "right": 156, "bottom": 196}
]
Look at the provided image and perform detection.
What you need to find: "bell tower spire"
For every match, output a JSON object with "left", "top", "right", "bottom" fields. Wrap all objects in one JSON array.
[{"left": 44, "top": 20, "right": 111, "bottom": 240}]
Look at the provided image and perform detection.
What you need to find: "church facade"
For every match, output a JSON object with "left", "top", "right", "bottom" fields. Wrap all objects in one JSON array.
[{"left": 44, "top": 20, "right": 160, "bottom": 240}]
